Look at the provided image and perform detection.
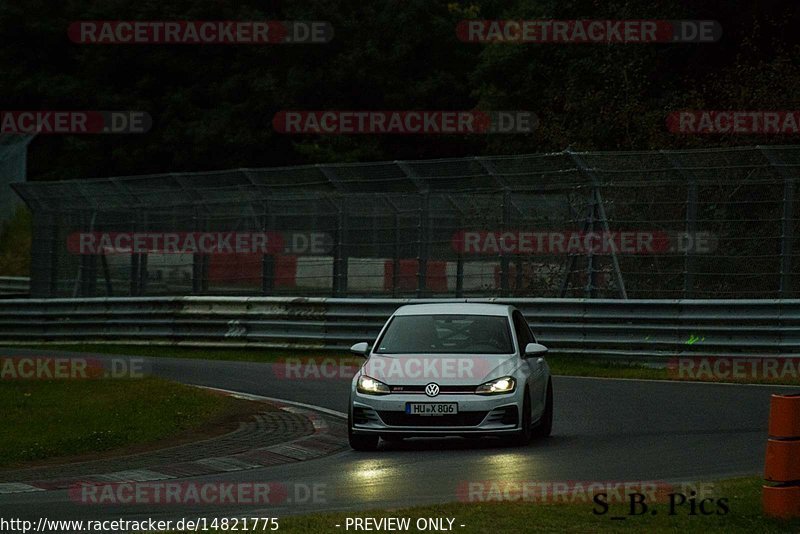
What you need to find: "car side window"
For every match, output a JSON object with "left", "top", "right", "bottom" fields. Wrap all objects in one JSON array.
[
  {"left": 512, "top": 311, "right": 532, "bottom": 352},
  {"left": 523, "top": 313, "right": 537, "bottom": 344}
]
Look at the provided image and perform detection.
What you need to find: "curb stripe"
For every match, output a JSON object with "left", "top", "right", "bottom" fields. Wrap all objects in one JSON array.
[
  {"left": 0, "top": 483, "right": 44, "bottom": 494},
  {"left": 0, "top": 388, "right": 347, "bottom": 494}
]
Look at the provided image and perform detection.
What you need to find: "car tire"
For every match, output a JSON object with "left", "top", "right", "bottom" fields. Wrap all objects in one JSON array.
[
  {"left": 348, "top": 406, "right": 379, "bottom": 451},
  {"left": 532, "top": 379, "right": 553, "bottom": 439},
  {"left": 512, "top": 387, "right": 533, "bottom": 446}
]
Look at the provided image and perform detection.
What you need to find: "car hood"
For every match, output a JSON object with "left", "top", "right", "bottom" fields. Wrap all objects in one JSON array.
[{"left": 361, "top": 353, "right": 519, "bottom": 385}]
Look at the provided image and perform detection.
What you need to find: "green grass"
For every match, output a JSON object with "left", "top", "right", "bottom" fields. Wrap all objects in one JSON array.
[
  {"left": 171, "top": 478, "right": 798, "bottom": 533},
  {"left": 17, "top": 344, "right": 800, "bottom": 385},
  {"left": 546, "top": 355, "right": 667, "bottom": 380},
  {"left": 546, "top": 355, "right": 800, "bottom": 385},
  {"left": 0, "top": 377, "right": 244, "bottom": 469}
]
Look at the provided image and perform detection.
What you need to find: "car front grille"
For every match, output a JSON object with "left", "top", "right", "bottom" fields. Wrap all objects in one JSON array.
[
  {"left": 388, "top": 385, "right": 477, "bottom": 394},
  {"left": 376, "top": 410, "right": 488, "bottom": 427}
]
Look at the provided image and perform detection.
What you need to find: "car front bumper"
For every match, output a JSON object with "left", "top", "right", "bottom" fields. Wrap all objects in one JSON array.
[{"left": 350, "top": 392, "right": 522, "bottom": 437}]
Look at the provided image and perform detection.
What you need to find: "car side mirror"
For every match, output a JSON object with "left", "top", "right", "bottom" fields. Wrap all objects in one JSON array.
[
  {"left": 524, "top": 342, "right": 548, "bottom": 357},
  {"left": 350, "top": 342, "right": 370, "bottom": 357}
]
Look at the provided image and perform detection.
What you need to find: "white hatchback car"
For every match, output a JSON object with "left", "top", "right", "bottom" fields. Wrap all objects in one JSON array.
[{"left": 348, "top": 303, "right": 553, "bottom": 450}]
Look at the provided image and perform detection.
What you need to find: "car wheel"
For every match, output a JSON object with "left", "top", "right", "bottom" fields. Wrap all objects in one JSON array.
[
  {"left": 533, "top": 379, "right": 553, "bottom": 439},
  {"left": 512, "top": 387, "right": 533, "bottom": 446},
  {"left": 348, "top": 406, "right": 379, "bottom": 451}
]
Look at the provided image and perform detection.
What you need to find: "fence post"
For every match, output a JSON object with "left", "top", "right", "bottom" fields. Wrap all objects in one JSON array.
[
  {"left": 442, "top": 193, "right": 468, "bottom": 297},
  {"left": 567, "top": 150, "right": 628, "bottom": 299},
  {"left": 501, "top": 189, "right": 512, "bottom": 295},
  {"left": 393, "top": 211, "right": 400, "bottom": 297},
  {"left": 779, "top": 167, "right": 794, "bottom": 298},
  {"left": 191, "top": 207, "right": 202, "bottom": 295},
  {"left": 477, "top": 157, "right": 516, "bottom": 296},
  {"left": 333, "top": 198, "right": 348, "bottom": 296},
  {"left": 760, "top": 147, "right": 795, "bottom": 298},
  {"left": 395, "top": 161, "right": 429, "bottom": 297},
  {"left": 585, "top": 194, "right": 596, "bottom": 299},
  {"left": 74, "top": 211, "right": 96, "bottom": 298},
  {"left": 261, "top": 201, "right": 275, "bottom": 295},
  {"left": 663, "top": 151, "right": 698, "bottom": 298},
  {"left": 382, "top": 196, "right": 401, "bottom": 297},
  {"left": 417, "top": 193, "right": 429, "bottom": 298}
]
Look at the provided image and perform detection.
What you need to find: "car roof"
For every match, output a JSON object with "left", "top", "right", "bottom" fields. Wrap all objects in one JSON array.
[{"left": 393, "top": 303, "right": 514, "bottom": 317}]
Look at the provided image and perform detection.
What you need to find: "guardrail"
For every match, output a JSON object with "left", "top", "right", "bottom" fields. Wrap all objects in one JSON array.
[
  {"left": 0, "top": 276, "right": 29, "bottom": 296},
  {"left": 0, "top": 297, "right": 795, "bottom": 359}
]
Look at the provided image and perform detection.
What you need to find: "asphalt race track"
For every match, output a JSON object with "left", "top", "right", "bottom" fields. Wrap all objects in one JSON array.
[{"left": 1, "top": 348, "right": 798, "bottom": 524}]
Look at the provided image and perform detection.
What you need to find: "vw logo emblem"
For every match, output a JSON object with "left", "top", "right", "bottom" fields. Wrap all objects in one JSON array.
[{"left": 425, "top": 383, "right": 440, "bottom": 397}]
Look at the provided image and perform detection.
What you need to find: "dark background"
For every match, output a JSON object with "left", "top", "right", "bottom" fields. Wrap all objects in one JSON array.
[{"left": 1, "top": 0, "right": 798, "bottom": 181}]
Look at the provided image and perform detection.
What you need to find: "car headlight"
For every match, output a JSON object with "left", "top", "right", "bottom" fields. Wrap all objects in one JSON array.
[
  {"left": 476, "top": 376, "right": 516, "bottom": 395},
  {"left": 357, "top": 375, "right": 390, "bottom": 395}
]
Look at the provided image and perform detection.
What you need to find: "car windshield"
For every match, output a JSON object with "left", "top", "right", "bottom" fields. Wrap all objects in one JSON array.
[{"left": 375, "top": 314, "right": 514, "bottom": 355}]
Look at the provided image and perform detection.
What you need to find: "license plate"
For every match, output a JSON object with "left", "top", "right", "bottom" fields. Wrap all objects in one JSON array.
[{"left": 405, "top": 403, "right": 458, "bottom": 416}]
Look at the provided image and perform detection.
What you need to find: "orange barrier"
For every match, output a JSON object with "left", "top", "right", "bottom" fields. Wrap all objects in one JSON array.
[
  {"left": 763, "top": 394, "right": 800, "bottom": 519},
  {"left": 764, "top": 486, "right": 800, "bottom": 519},
  {"left": 766, "top": 440, "right": 800, "bottom": 482},
  {"left": 768, "top": 395, "right": 800, "bottom": 438}
]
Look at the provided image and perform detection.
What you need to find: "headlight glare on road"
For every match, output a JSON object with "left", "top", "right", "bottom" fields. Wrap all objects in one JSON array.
[
  {"left": 357, "top": 375, "right": 390, "bottom": 395},
  {"left": 476, "top": 376, "right": 516, "bottom": 395}
]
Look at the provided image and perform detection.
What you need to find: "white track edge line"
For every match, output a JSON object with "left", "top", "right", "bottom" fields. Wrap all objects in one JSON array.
[{"left": 192, "top": 385, "right": 347, "bottom": 419}]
